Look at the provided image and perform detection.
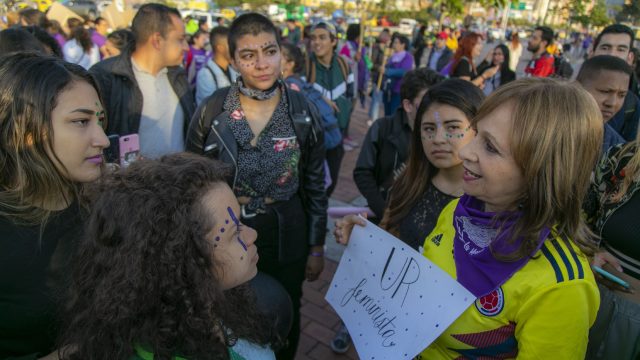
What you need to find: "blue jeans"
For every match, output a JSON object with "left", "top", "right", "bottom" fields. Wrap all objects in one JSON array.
[{"left": 384, "top": 92, "right": 401, "bottom": 117}]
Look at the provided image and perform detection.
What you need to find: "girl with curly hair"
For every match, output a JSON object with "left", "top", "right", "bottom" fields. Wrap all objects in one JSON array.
[{"left": 61, "top": 153, "right": 280, "bottom": 360}]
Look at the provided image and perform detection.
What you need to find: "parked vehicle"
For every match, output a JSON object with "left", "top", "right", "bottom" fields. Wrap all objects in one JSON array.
[
  {"left": 180, "top": 9, "right": 224, "bottom": 30},
  {"left": 398, "top": 18, "right": 416, "bottom": 36},
  {"left": 61, "top": 0, "right": 98, "bottom": 18}
]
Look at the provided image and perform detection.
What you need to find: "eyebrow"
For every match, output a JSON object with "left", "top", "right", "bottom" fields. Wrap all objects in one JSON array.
[
  {"left": 599, "top": 42, "right": 629, "bottom": 49},
  {"left": 70, "top": 108, "right": 98, "bottom": 115},
  {"left": 423, "top": 119, "right": 464, "bottom": 125},
  {"left": 239, "top": 44, "right": 278, "bottom": 53}
]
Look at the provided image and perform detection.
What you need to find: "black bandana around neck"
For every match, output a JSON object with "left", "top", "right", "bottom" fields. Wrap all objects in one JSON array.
[{"left": 237, "top": 76, "right": 280, "bottom": 100}]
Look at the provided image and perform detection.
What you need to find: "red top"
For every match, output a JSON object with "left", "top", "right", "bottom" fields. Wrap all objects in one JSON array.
[{"left": 524, "top": 52, "right": 555, "bottom": 78}]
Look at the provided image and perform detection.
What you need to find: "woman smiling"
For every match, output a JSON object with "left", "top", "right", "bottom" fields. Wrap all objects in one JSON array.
[{"left": 336, "top": 78, "right": 604, "bottom": 359}]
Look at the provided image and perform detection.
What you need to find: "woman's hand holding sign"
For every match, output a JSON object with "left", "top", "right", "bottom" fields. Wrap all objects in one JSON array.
[{"left": 334, "top": 213, "right": 367, "bottom": 245}]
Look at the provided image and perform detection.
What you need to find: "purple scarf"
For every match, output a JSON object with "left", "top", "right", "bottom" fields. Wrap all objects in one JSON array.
[{"left": 453, "top": 195, "right": 550, "bottom": 297}]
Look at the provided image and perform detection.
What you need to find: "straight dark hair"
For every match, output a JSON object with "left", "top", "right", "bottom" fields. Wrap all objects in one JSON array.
[
  {"left": 107, "top": 29, "right": 134, "bottom": 53},
  {"left": 535, "top": 26, "right": 554, "bottom": 47},
  {"left": 381, "top": 79, "right": 484, "bottom": 236},
  {"left": 494, "top": 44, "right": 511, "bottom": 75},
  {"left": 131, "top": 3, "right": 182, "bottom": 46},
  {"left": 228, "top": 13, "right": 280, "bottom": 60},
  {"left": 0, "top": 52, "right": 103, "bottom": 225},
  {"left": 281, "top": 42, "right": 304, "bottom": 74},
  {"left": 0, "top": 28, "right": 45, "bottom": 55},
  {"left": 209, "top": 26, "right": 229, "bottom": 47},
  {"left": 577, "top": 55, "right": 633, "bottom": 84},
  {"left": 594, "top": 24, "right": 635, "bottom": 50},
  {"left": 70, "top": 26, "right": 93, "bottom": 53},
  {"left": 399, "top": 68, "right": 445, "bottom": 102},
  {"left": 23, "top": 26, "right": 63, "bottom": 58}
]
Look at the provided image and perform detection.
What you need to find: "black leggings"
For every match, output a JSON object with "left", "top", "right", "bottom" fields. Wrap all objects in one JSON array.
[{"left": 243, "top": 208, "right": 307, "bottom": 360}]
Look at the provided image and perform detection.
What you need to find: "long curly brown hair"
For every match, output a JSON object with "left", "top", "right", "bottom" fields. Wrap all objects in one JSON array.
[{"left": 60, "top": 153, "right": 276, "bottom": 360}]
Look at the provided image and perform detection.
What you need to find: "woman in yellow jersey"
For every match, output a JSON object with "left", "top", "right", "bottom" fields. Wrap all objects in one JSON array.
[{"left": 335, "top": 78, "right": 603, "bottom": 359}]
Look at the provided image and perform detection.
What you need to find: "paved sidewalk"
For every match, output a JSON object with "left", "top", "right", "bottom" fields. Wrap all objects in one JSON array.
[{"left": 294, "top": 99, "right": 373, "bottom": 360}]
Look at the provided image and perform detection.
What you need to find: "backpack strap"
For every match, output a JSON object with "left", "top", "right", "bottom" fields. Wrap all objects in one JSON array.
[
  {"left": 199, "top": 87, "right": 231, "bottom": 154},
  {"left": 336, "top": 55, "right": 350, "bottom": 82},
  {"left": 305, "top": 54, "right": 316, "bottom": 84},
  {"left": 205, "top": 64, "right": 219, "bottom": 90}
]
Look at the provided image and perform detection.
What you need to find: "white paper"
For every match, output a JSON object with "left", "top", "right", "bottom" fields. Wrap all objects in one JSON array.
[{"left": 325, "top": 219, "right": 475, "bottom": 360}]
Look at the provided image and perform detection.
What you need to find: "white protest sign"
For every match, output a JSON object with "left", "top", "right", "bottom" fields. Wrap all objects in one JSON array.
[{"left": 325, "top": 219, "right": 475, "bottom": 360}]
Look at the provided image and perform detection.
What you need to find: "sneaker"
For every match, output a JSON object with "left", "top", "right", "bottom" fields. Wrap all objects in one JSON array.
[
  {"left": 331, "top": 324, "right": 351, "bottom": 354},
  {"left": 343, "top": 137, "right": 359, "bottom": 148}
]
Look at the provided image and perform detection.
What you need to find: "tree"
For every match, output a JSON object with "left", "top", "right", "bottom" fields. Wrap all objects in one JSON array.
[
  {"left": 478, "top": 0, "right": 511, "bottom": 9},
  {"left": 589, "top": 0, "right": 611, "bottom": 28},
  {"left": 432, "top": 0, "right": 465, "bottom": 17},
  {"left": 318, "top": 1, "right": 338, "bottom": 16},
  {"left": 215, "top": 0, "right": 242, "bottom": 7},
  {"left": 566, "top": 0, "right": 588, "bottom": 26},
  {"left": 617, "top": 0, "right": 640, "bottom": 25}
]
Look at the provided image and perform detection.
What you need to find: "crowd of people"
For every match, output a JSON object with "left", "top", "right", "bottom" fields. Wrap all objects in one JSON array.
[{"left": 1, "top": 3, "right": 640, "bottom": 360}]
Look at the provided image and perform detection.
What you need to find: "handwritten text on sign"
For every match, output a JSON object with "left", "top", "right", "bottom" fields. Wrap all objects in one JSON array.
[{"left": 325, "top": 219, "right": 474, "bottom": 360}]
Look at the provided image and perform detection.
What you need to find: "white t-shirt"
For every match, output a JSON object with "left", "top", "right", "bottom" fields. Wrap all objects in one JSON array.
[
  {"left": 63, "top": 39, "right": 100, "bottom": 70},
  {"left": 131, "top": 59, "right": 185, "bottom": 159}
]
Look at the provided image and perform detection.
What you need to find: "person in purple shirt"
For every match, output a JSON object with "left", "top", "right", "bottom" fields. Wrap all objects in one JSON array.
[
  {"left": 382, "top": 34, "right": 414, "bottom": 116},
  {"left": 45, "top": 20, "right": 66, "bottom": 49},
  {"left": 91, "top": 17, "right": 109, "bottom": 58},
  {"left": 185, "top": 30, "right": 209, "bottom": 87}
]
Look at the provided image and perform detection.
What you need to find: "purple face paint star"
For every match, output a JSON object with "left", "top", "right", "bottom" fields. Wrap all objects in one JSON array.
[{"left": 227, "top": 206, "right": 247, "bottom": 251}]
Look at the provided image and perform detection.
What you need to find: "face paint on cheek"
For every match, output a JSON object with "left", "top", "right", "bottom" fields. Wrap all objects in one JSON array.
[
  {"left": 444, "top": 126, "right": 470, "bottom": 139},
  {"left": 227, "top": 206, "right": 247, "bottom": 251},
  {"left": 95, "top": 102, "right": 105, "bottom": 127}
]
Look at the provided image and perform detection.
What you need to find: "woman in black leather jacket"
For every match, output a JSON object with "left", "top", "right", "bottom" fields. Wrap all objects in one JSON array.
[{"left": 185, "top": 13, "right": 327, "bottom": 360}]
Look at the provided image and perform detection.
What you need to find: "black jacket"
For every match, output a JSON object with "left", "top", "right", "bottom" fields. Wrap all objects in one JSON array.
[
  {"left": 353, "top": 109, "right": 412, "bottom": 218},
  {"left": 90, "top": 50, "right": 196, "bottom": 137},
  {"left": 477, "top": 60, "right": 516, "bottom": 86},
  {"left": 426, "top": 46, "right": 453, "bottom": 72},
  {"left": 185, "top": 86, "right": 328, "bottom": 249}
]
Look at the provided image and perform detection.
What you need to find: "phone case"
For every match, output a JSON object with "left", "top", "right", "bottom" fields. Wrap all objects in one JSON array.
[{"left": 119, "top": 134, "right": 140, "bottom": 168}]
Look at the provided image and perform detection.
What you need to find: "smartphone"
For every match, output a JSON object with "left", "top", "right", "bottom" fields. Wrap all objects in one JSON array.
[
  {"left": 119, "top": 134, "right": 140, "bottom": 168},
  {"left": 104, "top": 135, "right": 120, "bottom": 163},
  {"left": 593, "top": 265, "right": 631, "bottom": 290}
]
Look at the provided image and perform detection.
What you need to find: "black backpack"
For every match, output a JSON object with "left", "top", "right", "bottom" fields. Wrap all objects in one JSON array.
[{"left": 553, "top": 55, "right": 574, "bottom": 79}]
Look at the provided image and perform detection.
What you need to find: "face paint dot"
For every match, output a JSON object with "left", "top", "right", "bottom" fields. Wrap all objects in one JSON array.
[
  {"left": 215, "top": 236, "right": 220, "bottom": 241},
  {"left": 225, "top": 219, "right": 229, "bottom": 224},
  {"left": 240, "top": 256, "right": 244, "bottom": 260},
  {"left": 220, "top": 228, "right": 225, "bottom": 233}
]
